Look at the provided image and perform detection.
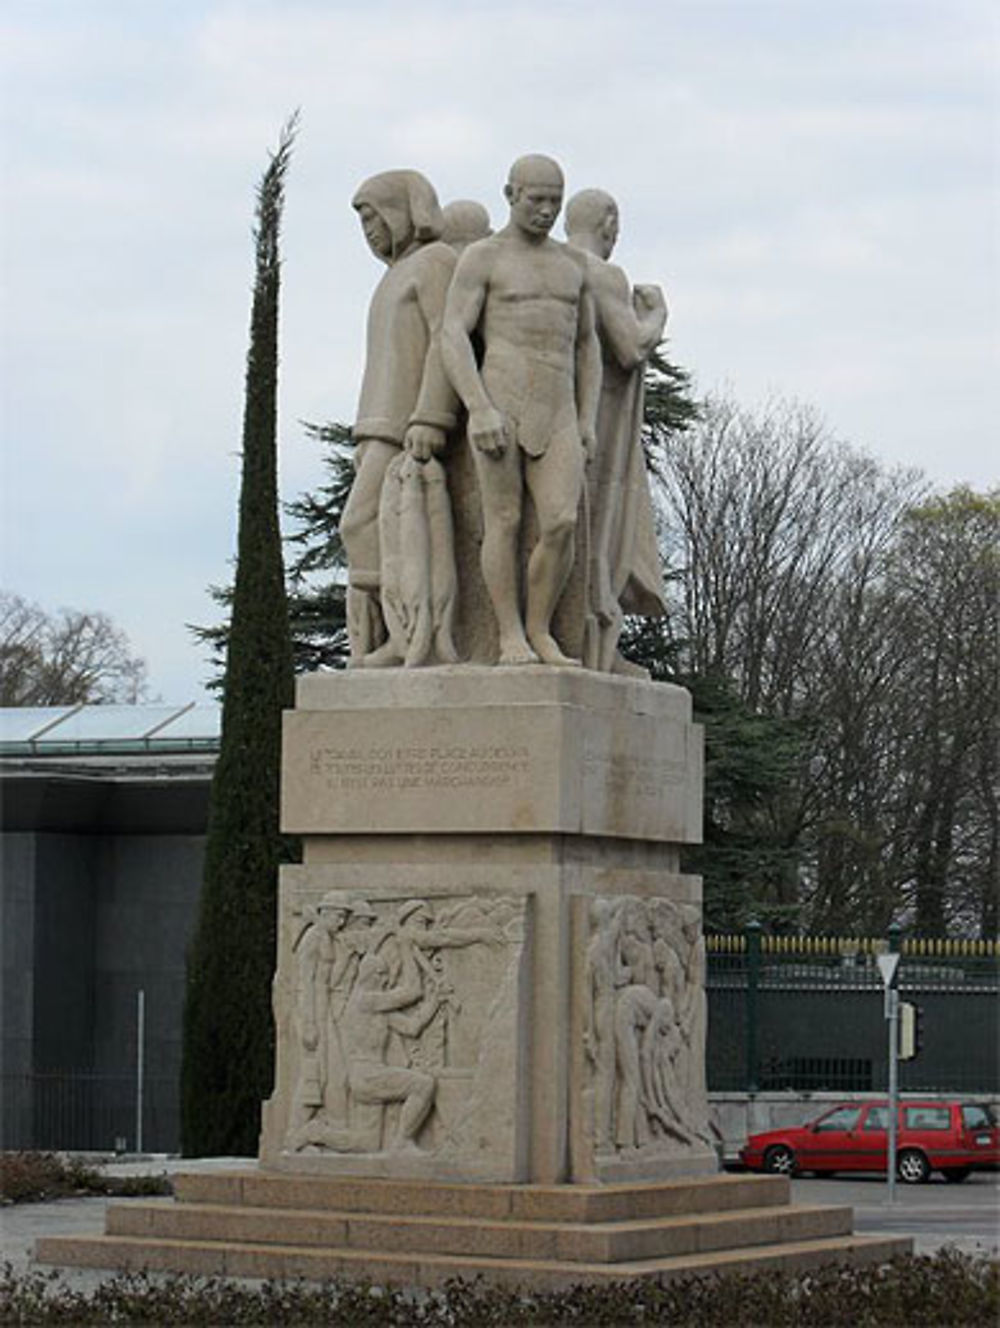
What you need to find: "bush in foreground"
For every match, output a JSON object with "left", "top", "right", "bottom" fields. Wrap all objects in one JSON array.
[
  {"left": 1, "top": 1249, "right": 997, "bottom": 1326},
  {"left": 0, "top": 1153, "right": 171, "bottom": 1205}
]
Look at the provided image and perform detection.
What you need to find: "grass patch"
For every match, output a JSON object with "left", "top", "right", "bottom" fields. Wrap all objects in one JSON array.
[
  {"left": 1, "top": 1249, "right": 997, "bottom": 1326},
  {"left": 0, "top": 1152, "right": 171, "bottom": 1205}
]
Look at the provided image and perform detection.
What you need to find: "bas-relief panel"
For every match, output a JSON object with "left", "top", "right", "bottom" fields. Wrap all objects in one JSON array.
[
  {"left": 574, "top": 895, "right": 714, "bottom": 1174},
  {"left": 274, "top": 889, "right": 528, "bottom": 1175}
]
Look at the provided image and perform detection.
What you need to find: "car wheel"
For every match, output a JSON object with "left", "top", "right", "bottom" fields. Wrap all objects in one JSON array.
[
  {"left": 941, "top": 1167, "right": 971, "bottom": 1184},
  {"left": 763, "top": 1144, "right": 797, "bottom": 1176},
  {"left": 897, "top": 1148, "right": 930, "bottom": 1184}
]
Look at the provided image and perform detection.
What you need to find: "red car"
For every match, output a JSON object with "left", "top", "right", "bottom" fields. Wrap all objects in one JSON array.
[{"left": 740, "top": 1099, "right": 999, "bottom": 1183}]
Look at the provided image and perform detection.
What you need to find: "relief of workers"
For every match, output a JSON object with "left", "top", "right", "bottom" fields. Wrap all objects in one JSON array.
[{"left": 341, "top": 169, "right": 460, "bottom": 667}]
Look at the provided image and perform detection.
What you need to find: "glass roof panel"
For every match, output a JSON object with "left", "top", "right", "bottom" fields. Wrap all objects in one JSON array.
[
  {"left": 38, "top": 704, "right": 189, "bottom": 743},
  {"left": 0, "top": 706, "right": 80, "bottom": 743},
  {"left": 152, "top": 705, "right": 221, "bottom": 742}
]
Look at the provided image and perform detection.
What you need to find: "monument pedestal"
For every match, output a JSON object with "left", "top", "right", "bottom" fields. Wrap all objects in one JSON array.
[
  {"left": 260, "top": 666, "right": 716, "bottom": 1185},
  {"left": 36, "top": 667, "right": 913, "bottom": 1283}
]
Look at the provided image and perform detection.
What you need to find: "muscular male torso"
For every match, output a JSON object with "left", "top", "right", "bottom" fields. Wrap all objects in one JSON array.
[{"left": 475, "top": 236, "right": 586, "bottom": 458}]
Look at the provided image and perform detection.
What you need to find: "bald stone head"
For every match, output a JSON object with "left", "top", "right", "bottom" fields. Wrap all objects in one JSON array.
[
  {"left": 565, "top": 188, "right": 619, "bottom": 260},
  {"left": 441, "top": 199, "right": 493, "bottom": 252},
  {"left": 504, "top": 154, "right": 564, "bottom": 239}
]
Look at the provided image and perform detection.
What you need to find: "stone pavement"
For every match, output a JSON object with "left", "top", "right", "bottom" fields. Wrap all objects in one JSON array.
[{"left": 791, "top": 1174, "right": 1000, "bottom": 1259}]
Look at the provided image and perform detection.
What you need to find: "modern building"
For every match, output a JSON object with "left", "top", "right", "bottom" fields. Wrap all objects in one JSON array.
[{"left": 1, "top": 704, "right": 219, "bottom": 1152}]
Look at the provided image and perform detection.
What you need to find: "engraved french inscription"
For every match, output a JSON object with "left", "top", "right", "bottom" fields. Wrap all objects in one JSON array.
[{"left": 307, "top": 742, "right": 533, "bottom": 793}]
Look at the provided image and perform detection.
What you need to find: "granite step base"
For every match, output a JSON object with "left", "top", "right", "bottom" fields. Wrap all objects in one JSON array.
[{"left": 35, "top": 1170, "right": 913, "bottom": 1291}]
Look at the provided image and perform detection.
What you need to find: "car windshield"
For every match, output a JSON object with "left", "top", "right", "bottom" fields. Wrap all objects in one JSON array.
[
  {"left": 962, "top": 1104, "right": 996, "bottom": 1130},
  {"left": 813, "top": 1106, "right": 862, "bottom": 1132}
]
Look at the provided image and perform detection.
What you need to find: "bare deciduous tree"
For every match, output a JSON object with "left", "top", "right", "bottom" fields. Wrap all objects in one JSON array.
[{"left": 0, "top": 590, "right": 147, "bottom": 705}]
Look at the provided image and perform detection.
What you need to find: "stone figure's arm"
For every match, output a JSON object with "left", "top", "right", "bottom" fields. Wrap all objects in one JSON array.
[
  {"left": 441, "top": 245, "right": 507, "bottom": 456},
  {"left": 364, "top": 963, "right": 424, "bottom": 1014},
  {"left": 594, "top": 267, "right": 667, "bottom": 372},
  {"left": 575, "top": 286, "right": 601, "bottom": 462},
  {"left": 388, "top": 989, "right": 444, "bottom": 1039},
  {"left": 407, "top": 248, "right": 460, "bottom": 461},
  {"left": 420, "top": 924, "right": 502, "bottom": 950}
]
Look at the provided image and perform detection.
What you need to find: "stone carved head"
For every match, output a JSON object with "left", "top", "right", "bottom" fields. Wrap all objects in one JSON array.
[
  {"left": 317, "top": 890, "right": 350, "bottom": 925},
  {"left": 441, "top": 199, "right": 492, "bottom": 252},
  {"left": 397, "top": 898, "right": 432, "bottom": 930},
  {"left": 347, "top": 896, "right": 377, "bottom": 925},
  {"left": 565, "top": 188, "right": 619, "bottom": 260},
  {"left": 504, "top": 154, "right": 564, "bottom": 238},
  {"left": 352, "top": 169, "right": 445, "bottom": 264}
]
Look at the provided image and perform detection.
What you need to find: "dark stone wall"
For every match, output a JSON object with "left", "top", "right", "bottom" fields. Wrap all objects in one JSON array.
[{"left": 1, "top": 771, "right": 210, "bottom": 1151}]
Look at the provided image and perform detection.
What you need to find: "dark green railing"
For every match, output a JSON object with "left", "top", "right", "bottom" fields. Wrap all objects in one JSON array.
[{"left": 705, "top": 927, "right": 999, "bottom": 1095}]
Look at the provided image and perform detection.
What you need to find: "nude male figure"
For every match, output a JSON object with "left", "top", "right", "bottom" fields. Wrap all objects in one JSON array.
[{"left": 442, "top": 155, "right": 601, "bottom": 666}]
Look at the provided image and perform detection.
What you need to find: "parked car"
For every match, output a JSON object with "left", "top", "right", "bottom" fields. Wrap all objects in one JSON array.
[{"left": 740, "top": 1100, "right": 999, "bottom": 1183}]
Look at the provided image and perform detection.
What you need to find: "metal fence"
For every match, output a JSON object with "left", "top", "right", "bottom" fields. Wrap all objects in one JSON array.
[
  {"left": 706, "top": 926, "right": 999, "bottom": 1096},
  {"left": 1, "top": 1072, "right": 177, "bottom": 1153}
]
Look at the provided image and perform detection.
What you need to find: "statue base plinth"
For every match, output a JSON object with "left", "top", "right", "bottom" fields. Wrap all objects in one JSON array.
[
  {"left": 262, "top": 667, "right": 713, "bottom": 1184},
  {"left": 37, "top": 1170, "right": 912, "bottom": 1287}
]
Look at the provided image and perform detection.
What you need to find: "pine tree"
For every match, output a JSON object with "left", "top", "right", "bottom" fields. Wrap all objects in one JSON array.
[{"left": 180, "top": 115, "right": 298, "bottom": 1156}]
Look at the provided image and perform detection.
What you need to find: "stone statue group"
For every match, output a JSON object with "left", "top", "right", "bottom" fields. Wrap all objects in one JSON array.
[{"left": 341, "top": 154, "right": 668, "bottom": 673}]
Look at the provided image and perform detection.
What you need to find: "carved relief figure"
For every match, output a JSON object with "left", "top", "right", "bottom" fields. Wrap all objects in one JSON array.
[
  {"left": 565, "top": 189, "right": 668, "bottom": 673},
  {"left": 582, "top": 899, "right": 628, "bottom": 1149},
  {"left": 338, "top": 949, "right": 444, "bottom": 1152},
  {"left": 284, "top": 893, "right": 520, "bottom": 1157},
  {"left": 582, "top": 895, "right": 711, "bottom": 1158},
  {"left": 287, "top": 892, "right": 355, "bottom": 1147},
  {"left": 341, "top": 170, "right": 460, "bottom": 667},
  {"left": 442, "top": 154, "right": 601, "bottom": 667}
]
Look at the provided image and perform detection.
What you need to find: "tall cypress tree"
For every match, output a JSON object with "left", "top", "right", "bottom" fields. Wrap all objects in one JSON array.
[{"left": 181, "top": 116, "right": 298, "bottom": 1156}]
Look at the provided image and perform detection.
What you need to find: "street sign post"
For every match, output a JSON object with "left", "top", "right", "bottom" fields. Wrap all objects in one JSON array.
[{"left": 877, "top": 952, "right": 901, "bottom": 1205}]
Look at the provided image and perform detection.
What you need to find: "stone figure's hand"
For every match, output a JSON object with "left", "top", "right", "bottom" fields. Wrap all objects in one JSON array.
[
  {"left": 303, "top": 1021, "right": 318, "bottom": 1052},
  {"left": 469, "top": 407, "right": 508, "bottom": 457},
  {"left": 404, "top": 423, "right": 446, "bottom": 462},
  {"left": 633, "top": 284, "right": 666, "bottom": 317},
  {"left": 581, "top": 430, "right": 597, "bottom": 466}
]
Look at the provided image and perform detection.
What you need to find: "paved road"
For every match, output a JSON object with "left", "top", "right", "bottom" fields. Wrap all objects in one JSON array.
[{"left": 791, "top": 1172, "right": 1000, "bottom": 1257}]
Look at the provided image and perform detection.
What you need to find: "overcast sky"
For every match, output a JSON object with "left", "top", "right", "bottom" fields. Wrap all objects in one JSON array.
[{"left": 2, "top": 0, "right": 997, "bottom": 703}]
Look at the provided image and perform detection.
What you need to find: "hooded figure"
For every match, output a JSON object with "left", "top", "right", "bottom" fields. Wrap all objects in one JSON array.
[{"left": 340, "top": 170, "right": 460, "bottom": 666}]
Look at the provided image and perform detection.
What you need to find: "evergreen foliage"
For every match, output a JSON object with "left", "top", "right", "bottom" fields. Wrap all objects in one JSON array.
[
  {"left": 180, "top": 115, "right": 298, "bottom": 1157},
  {"left": 191, "top": 422, "right": 352, "bottom": 688}
]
